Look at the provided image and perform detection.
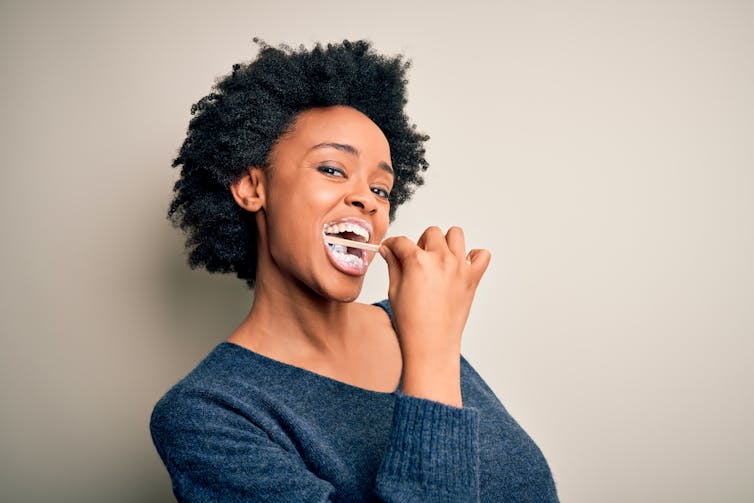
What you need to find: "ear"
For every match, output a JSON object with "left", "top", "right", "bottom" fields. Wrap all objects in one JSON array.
[{"left": 230, "top": 167, "right": 266, "bottom": 212}]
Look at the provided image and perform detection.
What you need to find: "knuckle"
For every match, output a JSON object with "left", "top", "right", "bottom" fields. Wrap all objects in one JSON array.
[
  {"left": 407, "top": 249, "right": 423, "bottom": 263},
  {"left": 391, "top": 236, "right": 410, "bottom": 249},
  {"left": 440, "top": 254, "right": 456, "bottom": 268}
]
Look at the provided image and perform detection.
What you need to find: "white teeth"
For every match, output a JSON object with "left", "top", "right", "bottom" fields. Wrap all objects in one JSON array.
[
  {"left": 323, "top": 221, "right": 370, "bottom": 240},
  {"left": 324, "top": 221, "right": 369, "bottom": 270}
]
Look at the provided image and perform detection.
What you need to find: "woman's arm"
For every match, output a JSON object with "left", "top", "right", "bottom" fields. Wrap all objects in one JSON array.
[
  {"left": 376, "top": 391, "right": 480, "bottom": 502},
  {"left": 150, "top": 387, "right": 480, "bottom": 502},
  {"left": 380, "top": 226, "right": 491, "bottom": 408},
  {"left": 151, "top": 387, "right": 335, "bottom": 501}
]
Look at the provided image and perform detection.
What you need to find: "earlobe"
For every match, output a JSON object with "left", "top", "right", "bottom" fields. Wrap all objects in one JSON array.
[{"left": 230, "top": 167, "right": 266, "bottom": 212}]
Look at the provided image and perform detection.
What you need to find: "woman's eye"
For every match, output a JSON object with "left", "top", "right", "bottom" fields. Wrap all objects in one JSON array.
[
  {"left": 371, "top": 186, "right": 390, "bottom": 199},
  {"left": 317, "top": 165, "right": 345, "bottom": 177}
]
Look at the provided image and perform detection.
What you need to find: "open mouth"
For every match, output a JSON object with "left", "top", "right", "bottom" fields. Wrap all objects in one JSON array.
[{"left": 322, "top": 218, "right": 372, "bottom": 276}]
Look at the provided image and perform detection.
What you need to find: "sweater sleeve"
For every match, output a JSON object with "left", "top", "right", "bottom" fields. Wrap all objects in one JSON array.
[
  {"left": 150, "top": 388, "right": 480, "bottom": 502},
  {"left": 376, "top": 391, "right": 481, "bottom": 502}
]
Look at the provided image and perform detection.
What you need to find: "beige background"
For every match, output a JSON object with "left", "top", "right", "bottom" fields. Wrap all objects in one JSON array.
[{"left": 1, "top": 0, "right": 752, "bottom": 501}]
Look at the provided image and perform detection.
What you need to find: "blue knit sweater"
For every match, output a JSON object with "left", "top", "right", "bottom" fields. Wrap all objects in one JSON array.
[{"left": 150, "top": 300, "right": 559, "bottom": 502}]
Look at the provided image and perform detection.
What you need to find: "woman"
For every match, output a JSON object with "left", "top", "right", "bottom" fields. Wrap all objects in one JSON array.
[{"left": 151, "top": 39, "right": 559, "bottom": 502}]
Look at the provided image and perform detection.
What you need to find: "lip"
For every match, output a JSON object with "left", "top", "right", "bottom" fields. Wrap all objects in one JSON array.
[{"left": 321, "top": 216, "right": 374, "bottom": 276}]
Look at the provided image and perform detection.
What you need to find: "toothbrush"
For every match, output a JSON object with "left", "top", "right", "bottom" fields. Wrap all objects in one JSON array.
[{"left": 324, "top": 235, "right": 382, "bottom": 252}]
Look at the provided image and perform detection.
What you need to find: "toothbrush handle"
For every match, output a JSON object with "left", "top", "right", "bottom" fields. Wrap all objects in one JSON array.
[{"left": 324, "top": 235, "right": 381, "bottom": 252}]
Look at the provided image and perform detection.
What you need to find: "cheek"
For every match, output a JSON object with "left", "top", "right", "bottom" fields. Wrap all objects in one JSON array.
[
  {"left": 269, "top": 174, "right": 340, "bottom": 217},
  {"left": 264, "top": 181, "right": 343, "bottom": 254},
  {"left": 300, "top": 183, "right": 344, "bottom": 212},
  {"left": 272, "top": 174, "right": 343, "bottom": 213},
  {"left": 373, "top": 213, "right": 390, "bottom": 241}
]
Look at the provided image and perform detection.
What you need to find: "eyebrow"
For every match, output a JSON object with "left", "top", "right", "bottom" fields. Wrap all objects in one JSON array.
[{"left": 310, "top": 142, "right": 394, "bottom": 176}]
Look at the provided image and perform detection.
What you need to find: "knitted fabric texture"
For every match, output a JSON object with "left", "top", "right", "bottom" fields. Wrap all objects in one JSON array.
[{"left": 150, "top": 300, "right": 559, "bottom": 502}]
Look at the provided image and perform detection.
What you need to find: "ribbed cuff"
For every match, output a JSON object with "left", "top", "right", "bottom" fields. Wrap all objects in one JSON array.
[{"left": 376, "top": 391, "right": 480, "bottom": 501}]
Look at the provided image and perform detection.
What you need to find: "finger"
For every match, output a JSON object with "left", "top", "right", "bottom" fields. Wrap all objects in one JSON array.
[
  {"left": 416, "top": 226, "right": 446, "bottom": 252},
  {"left": 380, "top": 236, "right": 419, "bottom": 264},
  {"left": 466, "top": 249, "right": 492, "bottom": 281},
  {"left": 445, "top": 226, "right": 466, "bottom": 258},
  {"left": 379, "top": 243, "right": 401, "bottom": 288},
  {"left": 415, "top": 227, "right": 429, "bottom": 248}
]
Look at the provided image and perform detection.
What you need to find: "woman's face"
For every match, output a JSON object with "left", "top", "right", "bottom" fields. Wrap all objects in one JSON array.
[{"left": 258, "top": 105, "right": 393, "bottom": 302}]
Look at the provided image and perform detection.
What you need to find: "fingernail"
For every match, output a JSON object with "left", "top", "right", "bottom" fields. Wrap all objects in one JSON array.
[{"left": 379, "top": 246, "right": 387, "bottom": 258}]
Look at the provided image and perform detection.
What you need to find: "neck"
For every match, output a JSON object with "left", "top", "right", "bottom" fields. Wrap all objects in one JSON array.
[{"left": 230, "top": 253, "right": 358, "bottom": 363}]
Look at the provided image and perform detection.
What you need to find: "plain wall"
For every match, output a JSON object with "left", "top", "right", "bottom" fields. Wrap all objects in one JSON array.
[{"left": 1, "top": 0, "right": 752, "bottom": 501}]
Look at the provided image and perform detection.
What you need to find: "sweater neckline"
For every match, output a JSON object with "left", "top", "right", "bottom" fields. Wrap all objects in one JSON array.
[{"left": 218, "top": 300, "right": 403, "bottom": 396}]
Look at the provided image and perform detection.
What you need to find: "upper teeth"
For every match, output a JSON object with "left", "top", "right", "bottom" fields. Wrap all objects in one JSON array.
[{"left": 323, "top": 222, "right": 370, "bottom": 240}]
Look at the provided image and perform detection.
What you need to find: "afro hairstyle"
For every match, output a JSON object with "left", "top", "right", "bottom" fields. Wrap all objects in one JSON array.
[{"left": 167, "top": 38, "right": 429, "bottom": 289}]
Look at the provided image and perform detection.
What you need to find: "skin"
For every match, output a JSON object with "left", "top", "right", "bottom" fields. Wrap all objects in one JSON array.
[{"left": 228, "top": 105, "right": 491, "bottom": 407}]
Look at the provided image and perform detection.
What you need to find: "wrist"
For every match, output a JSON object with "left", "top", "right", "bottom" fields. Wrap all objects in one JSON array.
[{"left": 401, "top": 358, "right": 462, "bottom": 407}]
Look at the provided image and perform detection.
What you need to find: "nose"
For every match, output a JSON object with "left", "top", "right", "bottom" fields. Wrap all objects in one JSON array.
[{"left": 344, "top": 183, "right": 377, "bottom": 215}]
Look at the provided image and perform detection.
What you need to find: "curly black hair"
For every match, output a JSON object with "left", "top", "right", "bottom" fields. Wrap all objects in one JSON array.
[{"left": 167, "top": 39, "right": 429, "bottom": 289}]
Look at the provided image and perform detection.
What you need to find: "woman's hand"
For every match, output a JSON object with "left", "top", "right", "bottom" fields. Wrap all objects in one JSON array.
[{"left": 379, "top": 226, "right": 491, "bottom": 406}]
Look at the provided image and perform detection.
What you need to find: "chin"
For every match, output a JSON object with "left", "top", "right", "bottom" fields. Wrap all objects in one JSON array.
[
  {"left": 310, "top": 275, "right": 365, "bottom": 304},
  {"left": 325, "top": 282, "right": 364, "bottom": 303}
]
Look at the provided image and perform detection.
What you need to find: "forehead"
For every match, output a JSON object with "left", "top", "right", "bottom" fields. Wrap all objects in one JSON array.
[{"left": 275, "top": 106, "right": 391, "bottom": 157}]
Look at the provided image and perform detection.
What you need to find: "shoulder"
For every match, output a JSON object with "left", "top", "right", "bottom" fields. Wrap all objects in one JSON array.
[
  {"left": 148, "top": 345, "right": 313, "bottom": 494},
  {"left": 350, "top": 299, "right": 395, "bottom": 334},
  {"left": 149, "top": 343, "right": 260, "bottom": 445},
  {"left": 347, "top": 301, "right": 400, "bottom": 365},
  {"left": 370, "top": 298, "right": 392, "bottom": 316},
  {"left": 364, "top": 298, "right": 395, "bottom": 328}
]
